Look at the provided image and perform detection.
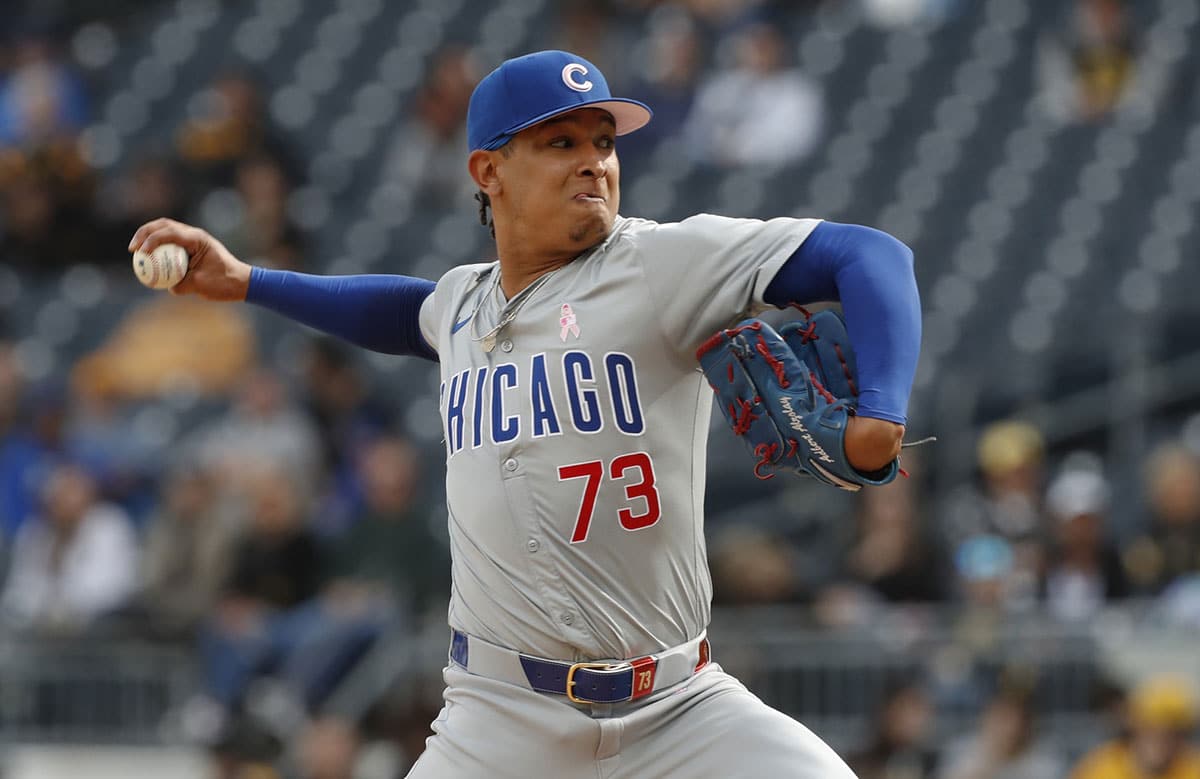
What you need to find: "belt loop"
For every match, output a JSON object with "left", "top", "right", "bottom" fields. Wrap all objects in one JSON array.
[{"left": 451, "top": 630, "right": 469, "bottom": 667}]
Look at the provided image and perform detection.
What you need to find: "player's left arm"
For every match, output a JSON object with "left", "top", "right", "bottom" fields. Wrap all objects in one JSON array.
[{"left": 762, "top": 221, "right": 921, "bottom": 472}]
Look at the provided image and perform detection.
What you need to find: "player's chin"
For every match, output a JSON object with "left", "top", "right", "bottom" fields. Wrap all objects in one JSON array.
[
  {"left": 568, "top": 216, "right": 614, "bottom": 246},
  {"left": 567, "top": 211, "right": 612, "bottom": 246},
  {"left": 567, "top": 215, "right": 612, "bottom": 246}
]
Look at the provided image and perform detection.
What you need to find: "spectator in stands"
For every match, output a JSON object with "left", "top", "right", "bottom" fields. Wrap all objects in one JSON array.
[
  {"left": 946, "top": 534, "right": 1021, "bottom": 683},
  {"left": 0, "top": 30, "right": 88, "bottom": 148},
  {"left": 1156, "top": 573, "right": 1200, "bottom": 629},
  {"left": 362, "top": 690, "right": 443, "bottom": 775},
  {"left": 96, "top": 154, "right": 190, "bottom": 253},
  {"left": 0, "top": 339, "right": 19, "bottom": 431},
  {"left": 0, "top": 28, "right": 105, "bottom": 272},
  {"left": 301, "top": 338, "right": 395, "bottom": 535},
  {"left": 939, "top": 683, "right": 1065, "bottom": 779},
  {"left": 196, "top": 454, "right": 420, "bottom": 734},
  {"left": 216, "top": 152, "right": 306, "bottom": 271},
  {"left": 813, "top": 455, "right": 947, "bottom": 626},
  {"left": 175, "top": 71, "right": 300, "bottom": 195},
  {"left": 208, "top": 714, "right": 284, "bottom": 779},
  {"left": 134, "top": 464, "right": 239, "bottom": 639},
  {"left": 620, "top": 9, "right": 703, "bottom": 167},
  {"left": 1123, "top": 444, "right": 1200, "bottom": 595},
  {"left": 196, "top": 465, "right": 324, "bottom": 716},
  {"left": 840, "top": 461, "right": 948, "bottom": 604},
  {"left": 709, "top": 524, "right": 803, "bottom": 605},
  {"left": 383, "top": 45, "right": 481, "bottom": 213},
  {"left": 933, "top": 542, "right": 1044, "bottom": 714},
  {"left": 294, "top": 715, "right": 403, "bottom": 777},
  {"left": 682, "top": 22, "right": 824, "bottom": 169},
  {"left": 941, "top": 421, "right": 1048, "bottom": 609},
  {"left": 1072, "top": 675, "right": 1200, "bottom": 779},
  {"left": 0, "top": 381, "right": 68, "bottom": 540},
  {"left": 299, "top": 717, "right": 358, "bottom": 779},
  {"left": 0, "top": 463, "right": 138, "bottom": 633},
  {"left": 327, "top": 436, "right": 449, "bottom": 618},
  {"left": 1038, "top": 0, "right": 1137, "bottom": 123},
  {"left": 193, "top": 368, "right": 322, "bottom": 500},
  {"left": 944, "top": 421, "right": 1045, "bottom": 545},
  {"left": 0, "top": 148, "right": 105, "bottom": 272},
  {"left": 0, "top": 342, "right": 30, "bottom": 538},
  {"left": 848, "top": 680, "right": 940, "bottom": 779},
  {"left": 1041, "top": 463, "right": 1128, "bottom": 622},
  {"left": 65, "top": 373, "right": 162, "bottom": 519},
  {"left": 553, "top": 0, "right": 629, "bottom": 87},
  {"left": 0, "top": 340, "right": 20, "bottom": 547}
]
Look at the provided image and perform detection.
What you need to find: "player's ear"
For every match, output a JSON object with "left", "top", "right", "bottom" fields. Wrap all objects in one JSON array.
[{"left": 468, "top": 149, "right": 502, "bottom": 196}]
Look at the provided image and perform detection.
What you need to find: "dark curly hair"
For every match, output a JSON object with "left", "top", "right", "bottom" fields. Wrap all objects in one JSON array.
[{"left": 475, "top": 191, "right": 494, "bottom": 238}]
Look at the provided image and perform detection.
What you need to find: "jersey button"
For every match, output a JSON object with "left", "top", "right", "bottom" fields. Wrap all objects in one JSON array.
[
  {"left": 526, "top": 539, "right": 539, "bottom": 553},
  {"left": 559, "top": 613, "right": 574, "bottom": 625},
  {"left": 500, "top": 339, "right": 513, "bottom": 352},
  {"left": 504, "top": 458, "right": 518, "bottom": 472}
]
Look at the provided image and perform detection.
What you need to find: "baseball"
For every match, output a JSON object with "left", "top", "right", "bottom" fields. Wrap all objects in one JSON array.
[{"left": 132, "top": 243, "right": 190, "bottom": 290}]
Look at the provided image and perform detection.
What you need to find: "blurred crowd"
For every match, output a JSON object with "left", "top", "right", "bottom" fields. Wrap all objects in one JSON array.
[
  {"left": 0, "top": 0, "right": 1144, "bottom": 274},
  {"left": 0, "top": 0, "right": 1177, "bottom": 776},
  {"left": 710, "top": 419, "right": 1200, "bottom": 623},
  {"left": 0, "top": 32, "right": 307, "bottom": 278},
  {"left": 844, "top": 670, "right": 1200, "bottom": 779},
  {"left": 0, "top": 330, "right": 452, "bottom": 770}
]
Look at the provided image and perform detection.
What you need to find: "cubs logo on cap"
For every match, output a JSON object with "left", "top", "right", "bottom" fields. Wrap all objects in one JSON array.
[{"left": 467, "top": 50, "right": 652, "bottom": 151}]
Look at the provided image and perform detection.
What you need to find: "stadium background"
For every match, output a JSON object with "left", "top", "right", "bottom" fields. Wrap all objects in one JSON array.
[{"left": 1, "top": 0, "right": 1200, "bottom": 776}]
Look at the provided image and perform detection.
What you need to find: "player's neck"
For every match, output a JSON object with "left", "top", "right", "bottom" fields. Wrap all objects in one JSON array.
[
  {"left": 493, "top": 216, "right": 608, "bottom": 298},
  {"left": 493, "top": 233, "right": 579, "bottom": 299},
  {"left": 495, "top": 257, "right": 572, "bottom": 300}
]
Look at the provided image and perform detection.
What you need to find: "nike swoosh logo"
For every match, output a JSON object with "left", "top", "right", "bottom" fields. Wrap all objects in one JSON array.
[{"left": 451, "top": 315, "right": 472, "bottom": 334}]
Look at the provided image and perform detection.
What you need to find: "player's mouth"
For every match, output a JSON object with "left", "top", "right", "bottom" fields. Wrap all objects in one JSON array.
[{"left": 574, "top": 193, "right": 605, "bottom": 203}]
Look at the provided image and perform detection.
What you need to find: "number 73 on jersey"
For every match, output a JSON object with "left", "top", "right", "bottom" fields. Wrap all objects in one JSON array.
[{"left": 558, "top": 452, "right": 661, "bottom": 543}]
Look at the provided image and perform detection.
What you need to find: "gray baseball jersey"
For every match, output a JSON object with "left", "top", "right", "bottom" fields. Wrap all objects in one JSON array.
[{"left": 418, "top": 213, "right": 820, "bottom": 661}]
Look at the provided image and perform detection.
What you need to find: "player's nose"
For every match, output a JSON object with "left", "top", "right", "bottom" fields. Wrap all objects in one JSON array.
[{"left": 577, "top": 151, "right": 610, "bottom": 179}]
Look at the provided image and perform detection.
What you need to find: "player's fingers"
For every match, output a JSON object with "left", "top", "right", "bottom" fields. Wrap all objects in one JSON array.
[
  {"left": 128, "top": 217, "right": 176, "bottom": 252},
  {"left": 137, "top": 225, "right": 197, "bottom": 257},
  {"left": 168, "top": 277, "right": 193, "bottom": 296},
  {"left": 134, "top": 228, "right": 173, "bottom": 255}
]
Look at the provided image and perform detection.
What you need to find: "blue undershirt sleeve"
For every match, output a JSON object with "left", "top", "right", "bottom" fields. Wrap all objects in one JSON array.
[
  {"left": 763, "top": 221, "right": 921, "bottom": 424},
  {"left": 246, "top": 267, "right": 438, "bottom": 361}
]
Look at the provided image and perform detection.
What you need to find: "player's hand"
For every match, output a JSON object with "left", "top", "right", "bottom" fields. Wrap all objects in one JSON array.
[
  {"left": 128, "top": 218, "right": 252, "bottom": 301},
  {"left": 844, "top": 416, "right": 904, "bottom": 473}
]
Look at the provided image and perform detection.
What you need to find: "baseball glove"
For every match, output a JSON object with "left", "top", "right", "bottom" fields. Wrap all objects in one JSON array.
[{"left": 696, "top": 309, "right": 899, "bottom": 491}]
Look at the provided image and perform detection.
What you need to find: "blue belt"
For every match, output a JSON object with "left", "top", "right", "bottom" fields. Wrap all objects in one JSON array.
[{"left": 449, "top": 629, "right": 711, "bottom": 705}]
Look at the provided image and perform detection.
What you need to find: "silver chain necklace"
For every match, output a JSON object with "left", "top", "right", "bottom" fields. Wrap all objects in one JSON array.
[{"left": 470, "top": 267, "right": 558, "bottom": 353}]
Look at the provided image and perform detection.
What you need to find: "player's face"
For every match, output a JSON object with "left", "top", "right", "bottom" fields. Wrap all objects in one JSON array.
[{"left": 501, "top": 108, "right": 620, "bottom": 252}]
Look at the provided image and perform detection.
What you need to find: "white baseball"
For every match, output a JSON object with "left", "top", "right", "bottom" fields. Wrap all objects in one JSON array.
[{"left": 132, "top": 243, "right": 190, "bottom": 290}]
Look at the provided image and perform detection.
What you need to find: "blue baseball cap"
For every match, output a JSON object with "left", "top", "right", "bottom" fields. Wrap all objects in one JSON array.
[{"left": 467, "top": 50, "right": 652, "bottom": 152}]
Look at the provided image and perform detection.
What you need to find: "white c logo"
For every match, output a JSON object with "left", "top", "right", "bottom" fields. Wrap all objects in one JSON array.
[{"left": 561, "top": 63, "right": 593, "bottom": 92}]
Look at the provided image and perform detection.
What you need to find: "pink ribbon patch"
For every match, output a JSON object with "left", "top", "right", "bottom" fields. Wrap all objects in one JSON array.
[{"left": 560, "top": 303, "right": 581, "bottom": 341}]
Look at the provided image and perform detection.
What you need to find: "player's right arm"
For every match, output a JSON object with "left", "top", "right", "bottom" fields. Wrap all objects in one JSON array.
[{"left": 128, "top": 218, "right": 437, "bottom": 360}]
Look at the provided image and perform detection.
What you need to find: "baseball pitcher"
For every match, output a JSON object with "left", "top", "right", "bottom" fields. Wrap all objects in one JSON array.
[{"left": 130, "top": 50, "right": 922, "bottom": 778}]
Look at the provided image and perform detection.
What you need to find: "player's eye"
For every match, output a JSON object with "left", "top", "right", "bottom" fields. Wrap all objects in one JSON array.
[
  {"left": 597, "top": 135, "right": 615, "bottom": 149},
  {"left": 550, "top": 137, "right": 572, "bottom": 149}
]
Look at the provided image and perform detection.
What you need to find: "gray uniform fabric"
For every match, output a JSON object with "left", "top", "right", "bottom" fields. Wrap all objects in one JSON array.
[
  {"left": 411, "top": 213, "right": 852, "bottom": 778},
  {"left": 409, "top": 664, "right": 856, "bottom": 779}
]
